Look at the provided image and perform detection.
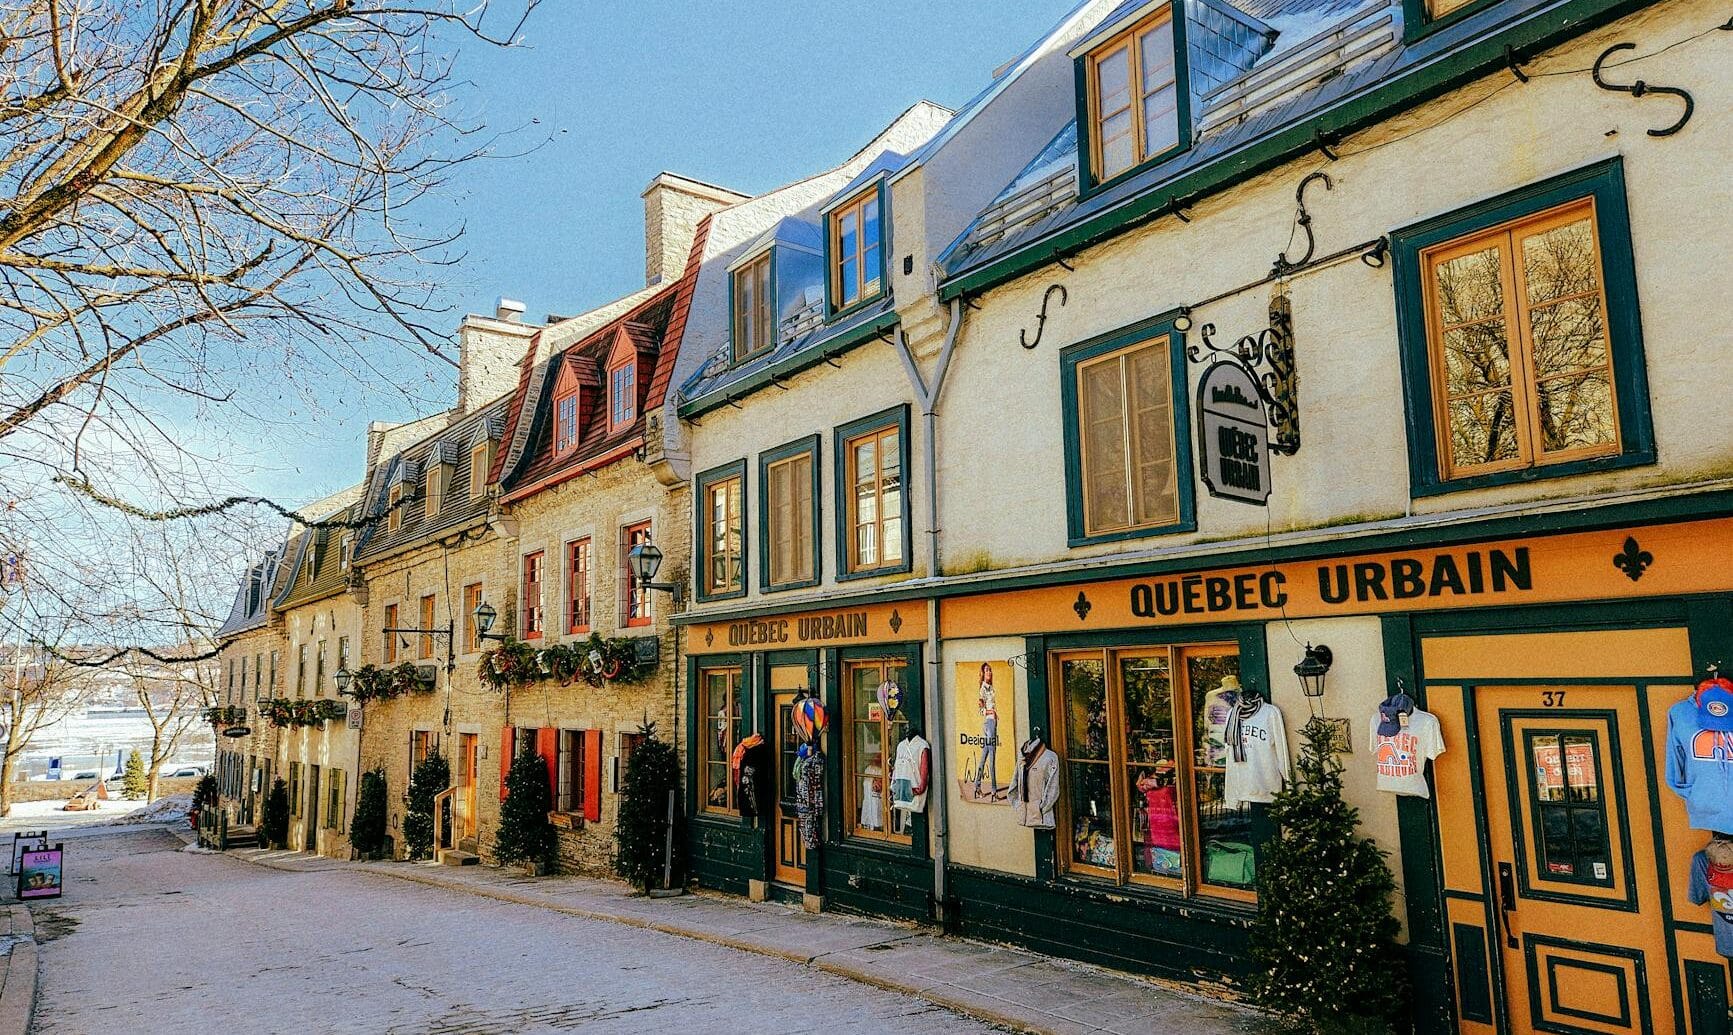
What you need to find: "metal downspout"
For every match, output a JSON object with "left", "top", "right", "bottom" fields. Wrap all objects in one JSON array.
[{"left": 893, "top": 298, "right": 963, "bottom": 925}]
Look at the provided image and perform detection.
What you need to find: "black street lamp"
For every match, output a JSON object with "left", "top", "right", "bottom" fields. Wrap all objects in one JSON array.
[
  {"left": 627, "top": 534, "right": 685, "bottom": 607},
  {"left": 334, "top": 665, "right": 353, "bottom": 696},
  {"left": 1294, "top": 643, "right": 1333, "bottom": 701},
  {"left": 471, "top": 601, "right": 508, "bottom": 642}
]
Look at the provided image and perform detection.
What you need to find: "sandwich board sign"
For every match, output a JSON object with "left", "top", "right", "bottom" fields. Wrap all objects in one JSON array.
[
  {"left": 1197, "top": 362, "right": 1271, "bottom": 506},
  {"left": 18, "top": 844, "right": 62, "bottom": 899},
  {"left": 9, "top": 832, "right": 45, "bottom": 875}
]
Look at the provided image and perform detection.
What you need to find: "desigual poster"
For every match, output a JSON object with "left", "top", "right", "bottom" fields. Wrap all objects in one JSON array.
[{"left": 956, "top": 661, "right": 1014, "bottom": 804}]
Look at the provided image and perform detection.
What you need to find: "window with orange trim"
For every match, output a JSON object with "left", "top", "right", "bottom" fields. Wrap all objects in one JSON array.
[
  {"left": 462, "top": 583, "right": 482, "bottom": 653},
  {"left": 521, "top": 551, "right": 544, "bottom": 639},
  {"left": 621, "top": 522, "right": 652, "bottom": 627},
  {"left": 554, "top": 391, "right": 579, "bottom": 453},
  {"left": 566, "top": 538, "right": 591, "bottom": 634},
  {"left": 418, "top": 594, "right": 436, "bottom": 659},
  {"left": 383, "top": 603, "right": 398, "bottom": 663},
  {"left": 609, "top": 361, "right": 636, "bottom": 431}
]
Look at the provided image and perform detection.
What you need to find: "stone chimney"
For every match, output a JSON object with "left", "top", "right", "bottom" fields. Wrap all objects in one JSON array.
[
  {"left": 456, "top": 298, "right": 537, "bottom": 414},
  {"left": 641, "top": 173, "right": 749, "bottom": 287}
]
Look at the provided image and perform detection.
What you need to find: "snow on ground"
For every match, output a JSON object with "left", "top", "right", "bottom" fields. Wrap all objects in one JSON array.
[{"left": 0, "top": 793, "right": 191, "bottom": 834}]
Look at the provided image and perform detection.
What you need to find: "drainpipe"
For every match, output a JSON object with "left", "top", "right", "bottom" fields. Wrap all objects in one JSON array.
[{"left": 892, "top": 297, "right": 963, "bottom": 925}]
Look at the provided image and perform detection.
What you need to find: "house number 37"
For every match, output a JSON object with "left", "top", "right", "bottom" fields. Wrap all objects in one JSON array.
[{"left": 1541, "top": 691, "right": 1568, "bottom": 707}]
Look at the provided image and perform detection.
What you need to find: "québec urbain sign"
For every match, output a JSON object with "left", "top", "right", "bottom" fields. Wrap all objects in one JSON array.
[{"left": 1197, "top": 361, "right": 1271, "bottom": 505}]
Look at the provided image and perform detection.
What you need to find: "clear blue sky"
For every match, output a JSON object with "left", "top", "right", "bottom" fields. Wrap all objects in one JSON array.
[{"left": 239, "top": 1, "right": 1077, "bottom": 504}]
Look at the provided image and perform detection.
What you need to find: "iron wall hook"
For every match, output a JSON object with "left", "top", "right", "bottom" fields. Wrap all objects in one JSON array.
[
  {"left": 1592, "top": 42, "right": 1695, "bottom": 136},
  {"left": 1274, "top": 171, "right": 1333, "bottom": 276},
  {"left": 1019, "top": 283, "right": 1069, "bottom": 349}
]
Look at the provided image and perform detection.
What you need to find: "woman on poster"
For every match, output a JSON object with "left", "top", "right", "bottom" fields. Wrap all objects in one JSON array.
[{"left": 973, "top": 662, "right": 1001, "bottom": 801}]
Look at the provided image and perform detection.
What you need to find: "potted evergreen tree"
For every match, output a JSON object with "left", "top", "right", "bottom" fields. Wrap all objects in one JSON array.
[
  {"left": 402, "top": 752, "right": 448, "bottom": 861},
  {"left": 494, "top": 745, "right": 555, "bottom": 875},
  {"left": 613, "top": 723, "right": 684, "bottom": 894},
  {"left": 349, "top": 768, "right": 389, "bottom": 861},
  {"left": 260, "top": 778, "right": 290, "bottom": 850},
  {"left": 1249, "top": 719, "right": 1407, "bottom": 1032}
]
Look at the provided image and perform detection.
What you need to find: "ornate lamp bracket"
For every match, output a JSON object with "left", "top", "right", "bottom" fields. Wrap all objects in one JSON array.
[{"left": 1185, "top": 296, "right": 1301, "bottom": 455}]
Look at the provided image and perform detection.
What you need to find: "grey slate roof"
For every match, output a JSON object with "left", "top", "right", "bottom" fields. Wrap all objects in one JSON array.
[
  {"left": 678, "top": 296, "right": 896, "bottom": 408},
  {"left": 350, "top": 398, "right": 510, "bottom": 565},
  {"left": 940, "top": 0, "right": 1418, "bottom": 282},
  {"left": 216, "top": 541, "right": 288, "bottom": 640}
]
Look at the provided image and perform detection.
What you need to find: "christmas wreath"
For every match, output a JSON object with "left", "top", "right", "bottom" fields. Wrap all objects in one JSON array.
[
  {"left": 477, "top": 634, "right": 656, "bottom": 691},
  {"left": 347, "top": 662, "right": 431, "bottom": 704},
  {"left": 203, "top": 705, "right": 246, "bottom": 727}
]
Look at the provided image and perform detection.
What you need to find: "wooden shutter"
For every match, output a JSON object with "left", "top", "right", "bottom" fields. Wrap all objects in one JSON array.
[
  {"left": 1079, "top": 356, "right": 1130, "bottom": 532},
  {"left": 536, "top": 728, "right": 558, "bottom": 800},
  {"left": 499, "top": 728, "right": 514, "bottom": 801},
  {"left": 583, "top": 729, "right": 603, "bottom": 822}
]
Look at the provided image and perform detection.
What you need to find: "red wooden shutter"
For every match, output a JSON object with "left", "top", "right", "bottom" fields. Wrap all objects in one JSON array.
[
  {"left": 498, "top": 728, "right": 514, "bottom": 801},
  {"left": 536, "top": 728, "right": 558, "bottom": 800},
  {"left": 583, "top": 729, "right": 603, "bottom": 822}
]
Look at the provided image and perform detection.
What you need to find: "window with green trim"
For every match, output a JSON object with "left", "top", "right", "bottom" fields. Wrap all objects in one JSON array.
[
  {"left": 829, "top": 189, "right": 882, "bottom": 312},
  {"left": 761, "top": 439, "right": 818, "bottom": 591},
  {"left": 733, "top": 252, "right": 773, "bottom": 363},
  {"left": 697, "top": 463, "right": 746, "bottom": 600},
  {"left": 1393, "top": 159, "right": 1653, "bottom": 496},
  {"left": 1084, "top": 6, "right": 1181, "bottom": 184},
  {"left": 1078, "top": 337, "right": 1176, "bottom": 536}
]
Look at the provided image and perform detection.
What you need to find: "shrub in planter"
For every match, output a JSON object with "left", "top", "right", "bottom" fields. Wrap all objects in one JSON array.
[
  {"left": 261, "top": 778, "right": 291, "bottom": 849},
  {"left": 402, "top": 752, "right": 449, "bottom": 860},
  {"left": 350, "top": 768, "right": 389, "bottom": 859},
  {"left": 1249, "top": 719, "right": 1407, "bottom": 1032},
  {"left": 614, "top": 723, "right": 684, "bottom": 892},
  {"left": 494, "top": 745, "right": 555, "bottom": 872}
]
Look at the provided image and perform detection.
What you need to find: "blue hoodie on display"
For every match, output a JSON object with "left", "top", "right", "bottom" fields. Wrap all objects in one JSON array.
[{"left": 1667, "top": 684, "right": 1733, "bottom": 832}]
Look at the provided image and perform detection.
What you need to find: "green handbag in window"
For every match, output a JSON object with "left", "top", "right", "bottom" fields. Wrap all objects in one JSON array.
[{"left": 1205, "top": 840, "right": 1255, "bottom": 886}]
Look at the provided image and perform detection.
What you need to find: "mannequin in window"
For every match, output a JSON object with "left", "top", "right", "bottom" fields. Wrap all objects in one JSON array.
[
  {"left": 860, "top": 752, "right": 885, "bottom": 831},
  {"left": 1135, "top": 761, "right": 1182, "bottom": 875}
]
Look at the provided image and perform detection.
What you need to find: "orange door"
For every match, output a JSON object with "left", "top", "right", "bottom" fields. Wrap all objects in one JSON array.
[
  {"left": 1476, "top": 685, "right": 1673, "bottom": 1034},
  {"left": 771, "top": 686, "right": 807, "bottom": 886},
  {"left": 457, "top": 733, "right": 478, "bottom": 840}
]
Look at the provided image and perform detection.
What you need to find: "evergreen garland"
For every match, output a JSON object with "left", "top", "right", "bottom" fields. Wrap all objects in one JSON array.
[
  {"left": 494, "top": 745, "right": 555, "bottom": 869},
  {"left": 1249, "top": 719, "right": 1407, "bottom": 1032},
  {"left": 350, "top": 768, "right": 389, "bottom": 859},
  {"left": 121, "top": 749, "right": 147, "bottom": 799},
  {"left": 261, "top": 778, "right": 290, "bottom": 849},
  {"left": 613, "top": 722, "right": 684, "bottom": 892},
  {"left": 402, "top": 752, "right": 449, "bottom": 860}
]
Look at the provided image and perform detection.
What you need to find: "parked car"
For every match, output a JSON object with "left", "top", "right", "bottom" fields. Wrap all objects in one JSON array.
[
  {"left": 161, "top": 765, "right": 206, "bottom": 779},
  {"left": 61, "top": 770, "right": 101, "bottom": 782}
]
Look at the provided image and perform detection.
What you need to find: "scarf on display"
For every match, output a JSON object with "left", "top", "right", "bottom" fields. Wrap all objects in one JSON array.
[
  {"left": 1224, "top": 690, "right": 1265, "bottom": 763},
  {"left": 1018, "top": 737, "right": 1045, "bottom": 803}
]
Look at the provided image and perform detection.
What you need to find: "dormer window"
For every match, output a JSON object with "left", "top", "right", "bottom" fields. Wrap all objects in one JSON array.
[
  {"left": 829, "top": 190, "right": 882, "bottom": 313},
  {"left": 609, "top": 358, "right": 636, "bottom": 431},
  {"left": 387, "top": 484, "right": 403, "bottom": 533},
  {"left": 425, "top": 463, "right": 446, "bottom": 516},
  {"left": 554, "top": 391, "right": 579, "bottom": 453},
  {"left": 469, "top": 442, "right": 490, "bottom": 500},
  {"left": 1083, "top": 5, "right": 1181, "bottom": 185},
  {"left": 732, "top": 252, "right": 773, "bottom": 363}
]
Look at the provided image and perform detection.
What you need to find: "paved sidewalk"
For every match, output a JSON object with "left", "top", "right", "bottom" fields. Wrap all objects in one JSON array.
[
  {"left": 0, "top": 905, "right": 36, "bottom": 1035},
  {"left": 228, "top": 847, "right": 1269, "bottom": 1035}
]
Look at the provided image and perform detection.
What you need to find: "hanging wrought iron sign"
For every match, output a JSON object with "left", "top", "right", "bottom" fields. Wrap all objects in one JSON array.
[
  {"left": 1186, "top": 294, "right": 1300, "bottom": 455},
  {"left": 1197, "top": 362, "right": 1271, "bottom": 505}
]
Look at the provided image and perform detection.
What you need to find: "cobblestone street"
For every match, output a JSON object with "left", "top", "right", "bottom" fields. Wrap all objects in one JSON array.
[{"left": 27, "top": 830, "right": 998, "bottom": 1035}]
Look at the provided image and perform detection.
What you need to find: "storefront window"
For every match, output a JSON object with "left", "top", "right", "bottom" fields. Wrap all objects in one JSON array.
[
  {"left": 844, "top": 658, "right": 912, "bottom": 845},
  {"left": 1052, "top": 643, "right": 1254, "bottom": 898},
  {"left": 701, "top": 667, "right": 746, "bottom": 815}
]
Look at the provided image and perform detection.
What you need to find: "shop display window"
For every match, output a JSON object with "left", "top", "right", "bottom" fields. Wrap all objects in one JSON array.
[
  {"left": 844, "top": 657, "right": 912, "bottom": 845},
  {"left": 701, "top": 666, "right": 746, "bottom": 815},
  {"left": 1052, "top": 643, "right": 1256, "bottom": 899}
]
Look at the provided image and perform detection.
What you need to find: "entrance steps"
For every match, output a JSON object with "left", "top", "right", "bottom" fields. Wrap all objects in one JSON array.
[
  {"left": 225, "top": 826, "right": 259, "bottom": 850},
  {"left": 437, "top": 848, "right": 479, "bottom": 866}
]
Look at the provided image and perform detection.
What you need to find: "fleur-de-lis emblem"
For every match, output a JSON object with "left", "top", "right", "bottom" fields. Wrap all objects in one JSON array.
[
  {"left": 889, "top": 609, "right": 903, "bottom": 634},
  {"left": 704, "top": 628, "right": 714, "bottom": 647},
  {"left": 1073, "top": 591, "right": 1092, "bottom": 622},
  {"left": 1613, "top": 536, "right": 1652, "bottom": 582}
]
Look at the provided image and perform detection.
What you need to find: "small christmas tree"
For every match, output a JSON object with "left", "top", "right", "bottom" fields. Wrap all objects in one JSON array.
[
  {"left": 402, "top": 752, "right": 449, "bottom": 860},
  {"left": 1249, "top": 719, "right": 1407, "bottom": 1032},
  {"left": 122, "top": 749, "right": 147, "bottom": 800},
  {"left": 350, "top": 768, "right": 388, "bottom": 859},
  {"left": 495, "top": 745, "right": 555, "bottom": 870},
  {"left": 261, "top": 778, "right": 290, "bottom": 849},
  {"left": 191, "top": 774, "right": 219, "bottom": 812},
  {"left": 614, "top": 722, "right": 684, "bottom": 892}
]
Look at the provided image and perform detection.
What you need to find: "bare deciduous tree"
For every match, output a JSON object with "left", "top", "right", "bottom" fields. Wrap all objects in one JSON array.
[
  {"left": 0, "top": 631, "right": 98, "bottom": 817},
  {"left": 0, "top": 0, "right": 537, "bottom": 474}
]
